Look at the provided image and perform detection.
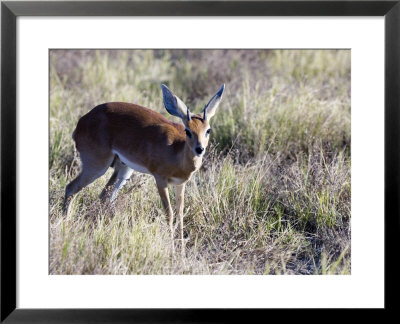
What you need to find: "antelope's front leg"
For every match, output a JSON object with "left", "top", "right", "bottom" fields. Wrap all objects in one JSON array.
[
  {"left": 175, "top": 183, "right": 186, "bottom": 255},
  {"left": 155, "top": 177, "right": 175, "bottom": 253}
]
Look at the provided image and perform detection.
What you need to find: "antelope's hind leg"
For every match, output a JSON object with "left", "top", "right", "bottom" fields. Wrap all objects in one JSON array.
[
  {"left": 100, "top": 156, "right": 133, "bottom": 204},
  {"left": 64, "top": 153, "right": 114, "bottom": 216}
]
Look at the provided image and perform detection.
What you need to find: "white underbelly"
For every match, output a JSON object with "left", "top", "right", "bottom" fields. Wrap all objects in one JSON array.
[
  {"left": 112, "top": 149, "right": 151, "bottom": 174},
  {"left": 169, "top": 177, "right": 186, "bottom": 185}
]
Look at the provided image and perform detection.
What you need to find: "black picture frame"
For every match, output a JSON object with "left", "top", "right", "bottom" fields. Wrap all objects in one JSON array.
[{"left": 1, "top": 0, "right": 399, "bottom": 322}]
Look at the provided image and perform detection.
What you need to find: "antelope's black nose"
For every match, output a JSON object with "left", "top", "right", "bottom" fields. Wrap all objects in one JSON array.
[{"left": 196, "top": 147, "right": 204, "bottom": 154}]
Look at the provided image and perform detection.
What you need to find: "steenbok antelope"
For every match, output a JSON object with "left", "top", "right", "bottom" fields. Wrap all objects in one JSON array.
[{"left": 64, "top": 84, "right": 225, "bottom": 253}]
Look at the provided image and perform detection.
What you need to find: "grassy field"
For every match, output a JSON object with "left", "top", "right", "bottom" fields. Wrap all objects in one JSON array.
[{"left": 49, "top": 49, "right": 351, "bottom": 274}]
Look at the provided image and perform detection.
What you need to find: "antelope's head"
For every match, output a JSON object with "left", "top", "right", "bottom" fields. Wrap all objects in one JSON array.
[{"left": 161, "top": 84, "right": 225, "bottom": 157}]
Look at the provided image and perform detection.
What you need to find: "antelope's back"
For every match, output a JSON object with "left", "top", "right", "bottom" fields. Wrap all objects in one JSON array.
[{"left": 73, "top": 102, "right": 185, "bottom": 153}]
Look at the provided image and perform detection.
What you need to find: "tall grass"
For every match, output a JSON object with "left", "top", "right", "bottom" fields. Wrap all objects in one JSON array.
[{"left": 50, "top": 49, "right": 351, "bottom": 274}]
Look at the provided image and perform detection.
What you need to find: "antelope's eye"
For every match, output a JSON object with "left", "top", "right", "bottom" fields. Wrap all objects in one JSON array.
[
  {"left": 206, "top": 128, "right": 211, "bottom": 135},
  {"left": 185, "top": 129, "right": 192, "bottom": 138}
]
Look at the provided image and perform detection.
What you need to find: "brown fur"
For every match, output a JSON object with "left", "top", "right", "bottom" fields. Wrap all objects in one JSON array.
[
  {"left": 64, "top": 83, "right": 224, "bottom": 255},
  {"left": 72, "top": 103, "right": 208, "bottom": 181}
]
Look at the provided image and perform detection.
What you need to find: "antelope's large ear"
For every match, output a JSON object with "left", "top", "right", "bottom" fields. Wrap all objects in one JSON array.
[
  {"left": 161, "top": 84, "right": 192, "bottom": 122},
  {"left": 203, "top": 84, "right": 225, "bottom": 121}
]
